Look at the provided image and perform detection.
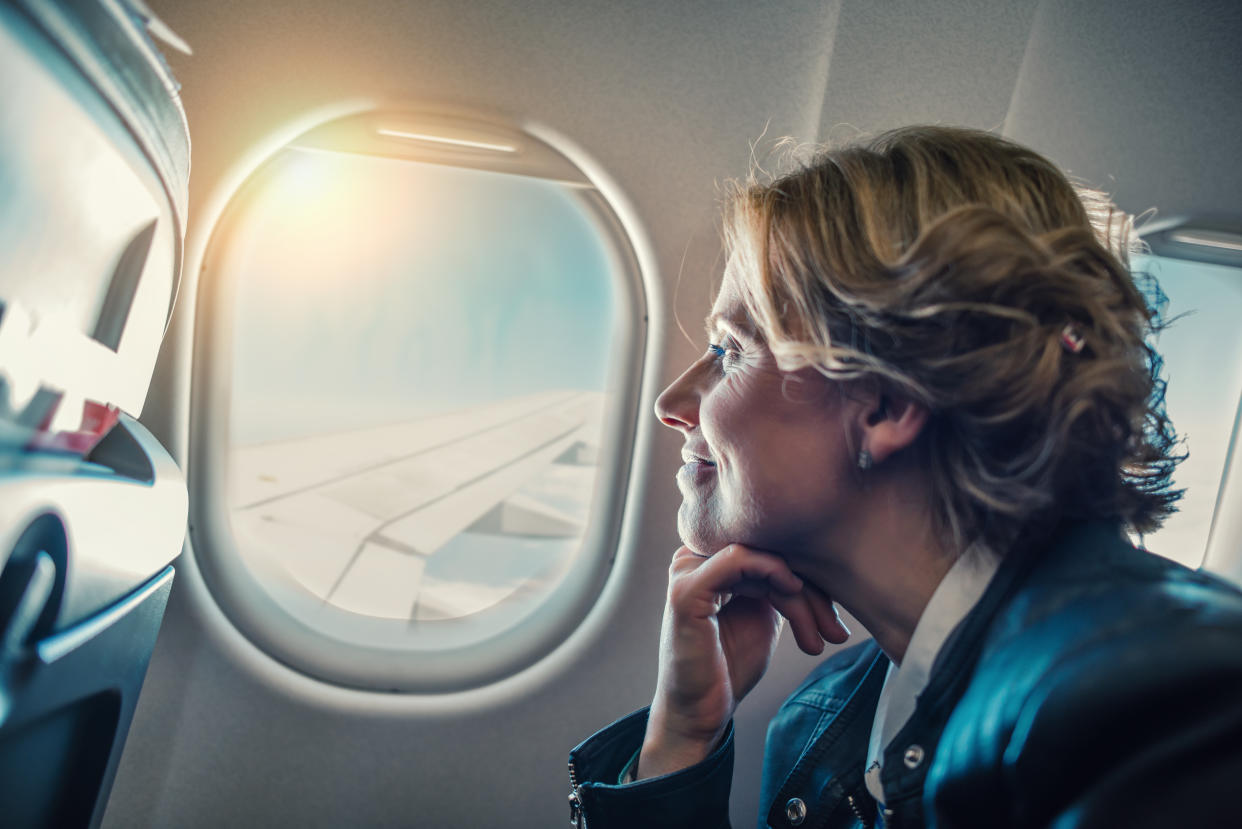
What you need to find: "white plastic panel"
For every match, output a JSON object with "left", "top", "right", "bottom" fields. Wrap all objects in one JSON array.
[
  {"left": 0, "top": 5, "right": 178, "bottom": 421},
  {"left": 0, "top": 415, "right": 187, "bottom": 631}
]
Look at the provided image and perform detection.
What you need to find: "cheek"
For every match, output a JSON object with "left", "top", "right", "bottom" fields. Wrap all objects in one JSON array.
[
  {"left": 698, "top": 373, "right": 754, "bottom": 448},
  {"left": 726, "top": 399, "right": 847, "bottom": 514},
  {"left": 701, "top": 390, "right": 762, "bottom": 498},
  {"left": 699, "top": 380, "right": 784, "bottom": 501}
]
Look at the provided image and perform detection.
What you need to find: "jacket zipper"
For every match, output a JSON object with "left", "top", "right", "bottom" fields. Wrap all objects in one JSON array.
[
  {"left": 846, "top": 792, "right": 874, "bottom": 828},
  {"left": 568, "top": 759, "right": 587, "bottom": 828}
]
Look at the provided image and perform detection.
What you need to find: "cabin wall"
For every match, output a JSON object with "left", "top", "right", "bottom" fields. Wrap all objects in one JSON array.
[{"left": 1005, "top": 0, "right": 1242, "bottom": 219}]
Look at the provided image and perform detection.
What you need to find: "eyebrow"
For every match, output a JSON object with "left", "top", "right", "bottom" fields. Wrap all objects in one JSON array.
[{"left": 704, "top": 312, "right": 758, "bottom": 342}]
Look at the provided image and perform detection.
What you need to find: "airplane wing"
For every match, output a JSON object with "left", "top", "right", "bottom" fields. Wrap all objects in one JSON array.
[{"left": 228, "top": 389, "right": 603, "bottom": 622}]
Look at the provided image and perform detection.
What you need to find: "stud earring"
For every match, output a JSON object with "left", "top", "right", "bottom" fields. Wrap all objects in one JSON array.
[{"left": 858, "top": 449, "right": 873, "bottom": 470}]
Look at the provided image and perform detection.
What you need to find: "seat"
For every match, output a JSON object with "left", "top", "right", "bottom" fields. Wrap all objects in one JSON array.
[{"left": 0, "top": 1, "right": 190, "bottom": 825}]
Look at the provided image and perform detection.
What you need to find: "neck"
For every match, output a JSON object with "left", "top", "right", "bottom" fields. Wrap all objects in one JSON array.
[{"left": 792, "top": 476, "right": 958, "bottom": 665}]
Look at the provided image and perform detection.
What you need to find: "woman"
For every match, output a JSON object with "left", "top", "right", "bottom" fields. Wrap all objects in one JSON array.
[{"left": 568, "top": 127, "right": 1242, "bottom": 828}]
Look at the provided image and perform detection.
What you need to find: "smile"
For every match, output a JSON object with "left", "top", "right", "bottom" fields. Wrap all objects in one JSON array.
[
  {"left": 680, "top": 448, "right": 715, "bottom": 465},
  {"left": 677, "top": 458, "right": 717, "bottom": 483}
]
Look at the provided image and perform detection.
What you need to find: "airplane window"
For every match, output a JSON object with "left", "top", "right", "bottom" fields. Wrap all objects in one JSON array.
[
  {"left": 193, "top": 114, "right": 644, "bottom": 691},
  {"left": 1136, "top": 253, "right": 1242, "bottom": 567}
]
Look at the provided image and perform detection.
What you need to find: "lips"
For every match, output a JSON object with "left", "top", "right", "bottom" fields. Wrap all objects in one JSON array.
[
  {"left": 681, "top": 447, "right": 715, "bottom": 466},
  {"left": 677, "top": 446, "right": 717, "bottom": 486}
]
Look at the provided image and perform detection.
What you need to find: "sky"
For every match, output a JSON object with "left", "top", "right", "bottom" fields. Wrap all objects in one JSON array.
[{"left": 225, "top": 148, "right": 617, "bottom": 444}]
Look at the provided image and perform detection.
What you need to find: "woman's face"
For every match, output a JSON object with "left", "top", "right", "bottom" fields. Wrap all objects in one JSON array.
[{"left": 654, "top": 269, "right": 861, "bottom": 558}]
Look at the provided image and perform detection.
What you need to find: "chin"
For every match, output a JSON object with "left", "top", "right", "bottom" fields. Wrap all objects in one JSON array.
[
  {"left": 677, "top": 504, "right": 764, "bottom": 557},
  {"left": 676, "top": 504, "right": 723, "bottom": 556},
  {"left": 677, "top": 502, "right": 812, "bottom": 561}
]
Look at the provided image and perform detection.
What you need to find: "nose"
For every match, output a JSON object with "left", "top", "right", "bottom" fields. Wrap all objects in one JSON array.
[{"left": 654, "top": 361, "right": 701, "bottom": 432}]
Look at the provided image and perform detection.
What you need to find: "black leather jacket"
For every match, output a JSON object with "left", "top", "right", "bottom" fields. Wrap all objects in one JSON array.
[{"left": 568, "top": 521, "right": 1242, "bottom": 828}]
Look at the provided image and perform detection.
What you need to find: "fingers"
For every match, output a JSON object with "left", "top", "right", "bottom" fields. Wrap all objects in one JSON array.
[
  {"left": 675, "top": 544, "right": 803, "bottom": 598},
  {"left": 804, "top": 582, "right": 851, "bottom": 644},
  {"left": 765, "top": 589, "right": 825, "bottom": 655},
  {"left": 669, "top": 544, "right": 849, "bottom": 654}
]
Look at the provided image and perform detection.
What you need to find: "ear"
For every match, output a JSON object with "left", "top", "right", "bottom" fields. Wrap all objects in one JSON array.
[{"left": 859, "top": 389, "right": 929, "bottom": 465}]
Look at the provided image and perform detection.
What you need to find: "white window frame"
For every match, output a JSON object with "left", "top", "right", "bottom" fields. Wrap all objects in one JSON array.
[{"left": 187, "top": 108, "right": 647, "bottom": 691}]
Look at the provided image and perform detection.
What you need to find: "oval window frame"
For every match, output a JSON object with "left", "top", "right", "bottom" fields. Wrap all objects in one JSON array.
[{"left": 188, "top": 107, "right": 646, "bottom": 692}]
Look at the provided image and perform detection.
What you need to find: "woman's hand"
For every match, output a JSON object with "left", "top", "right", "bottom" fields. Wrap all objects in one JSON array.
[{"left": 636, "top": 544, "right": 850, "bottom": 780}]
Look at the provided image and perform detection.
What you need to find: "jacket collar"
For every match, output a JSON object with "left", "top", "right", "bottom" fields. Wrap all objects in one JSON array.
[{"left": 872, "top": 523, "right": 1054, "bottom": 815}]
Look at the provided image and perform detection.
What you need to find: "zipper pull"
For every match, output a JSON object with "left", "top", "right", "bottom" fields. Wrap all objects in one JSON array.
[
  {"left": 568, "top": 759, "right": 586, "bottom": 827},
  {"left": 569, "top": 789, "right": 583, "bottom": 827},
  {"left": 846, "top": 792, "right": 875, "bottom": 828}
]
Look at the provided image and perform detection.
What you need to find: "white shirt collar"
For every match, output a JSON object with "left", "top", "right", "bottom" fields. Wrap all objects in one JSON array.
[{"left": 863, "top": 541, "right": 1001, "bottom": 805}]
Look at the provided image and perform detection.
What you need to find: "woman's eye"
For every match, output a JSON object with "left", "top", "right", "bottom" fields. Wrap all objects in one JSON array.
[{"left": 707, "top": 342, "right": 741, "bottom": 370}]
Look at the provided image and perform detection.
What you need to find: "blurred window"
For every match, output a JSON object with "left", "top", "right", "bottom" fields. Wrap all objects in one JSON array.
[{"left": 1136, "top": 253, "right": 1242, "bottom": 566}]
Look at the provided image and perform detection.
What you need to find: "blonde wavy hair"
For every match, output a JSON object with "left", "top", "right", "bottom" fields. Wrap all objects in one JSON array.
[{"left": 725, "top": 126, "right": 1182, "bottom": 550}]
